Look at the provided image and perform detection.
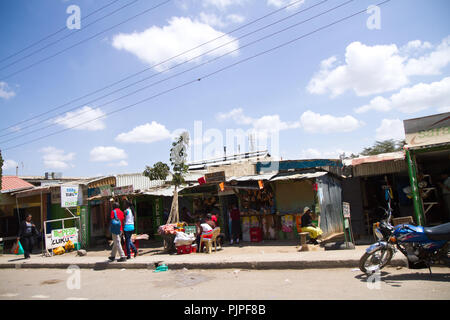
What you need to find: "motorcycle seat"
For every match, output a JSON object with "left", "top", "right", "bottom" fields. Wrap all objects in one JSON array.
[{"left": 424, "top": 222, "right": 450, "bottom": 241}]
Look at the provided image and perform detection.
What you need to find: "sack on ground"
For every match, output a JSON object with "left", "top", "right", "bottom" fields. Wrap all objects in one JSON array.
[
  {"left": 174, "top": 231, "right": 195, "bottom": 246},
  {"left": 64, "top": 240, "right": 75, "bottom": 252},
  {"left": 53, "top": 246, "right": 65, "bottom": 255}
]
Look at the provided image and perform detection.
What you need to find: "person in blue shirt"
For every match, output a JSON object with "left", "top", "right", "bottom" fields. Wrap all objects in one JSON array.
[{"left": 123, "top": 200, "right": 138, "bottom": 259}]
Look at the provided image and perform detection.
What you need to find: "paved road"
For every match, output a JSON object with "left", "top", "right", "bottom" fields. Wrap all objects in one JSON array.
[{"left": 0, "top": 266, "right": 449, "bottom": 300}]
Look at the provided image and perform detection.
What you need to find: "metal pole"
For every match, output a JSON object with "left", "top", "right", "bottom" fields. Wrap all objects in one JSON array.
[{"left": 405, "top": 148, "right": 425, "bottom": 226}]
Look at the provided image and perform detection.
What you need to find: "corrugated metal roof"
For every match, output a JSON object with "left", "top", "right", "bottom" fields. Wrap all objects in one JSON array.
[
  {"left": 270, "top": 171, "right": 327, "bottom": 181},
  {"left": 227, "top": 173, "right": 276, "bottom": 182},
  {"left": 344, "top": 151, "right": 405, "bottom": 166},
  {"left": 115, "top": 173, "right": 165, "bottom": 190},
  {"left": 1, "top": 176, "right": 34, "bottom": 193},
  {"left": 143, "top": 184, "right": 195, "bottom": 197}
]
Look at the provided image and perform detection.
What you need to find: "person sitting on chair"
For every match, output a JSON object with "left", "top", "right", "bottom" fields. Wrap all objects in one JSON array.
[{"left": 301, "top": 207, "right": 323, "bottom": 245}]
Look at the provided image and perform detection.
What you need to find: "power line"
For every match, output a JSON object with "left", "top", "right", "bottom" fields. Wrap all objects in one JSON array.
[
  {"left": 0, "top": 0, "right": 305, "bottom": 134},
  {"left": 0, "top": 0, "right": 171, "bottom": 81},
  {"left": 0, "top": 0, "right": 139, "bottom": 72},
  {"left": 0, "top": 0, "right": 332, "bottom": 143},
  {"left": 1, "top": 0, "right": 393, "bottom": 152},
  {"left": 0, "top": 0, "right": 122, "bottom": 65}
]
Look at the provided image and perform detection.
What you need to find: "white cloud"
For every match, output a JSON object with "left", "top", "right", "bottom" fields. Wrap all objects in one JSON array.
[
  {"left": 203, "top": 0, "right": 247, "bottom": 10},
  {"left": 307, "top": 42, "right": 408, "bottom": 97},
  {"left": 41, "top": 147, "right": 75, "bottom": 170},
  {"left": 0, "top": 82, "right": 16, "bottom": 99},
  {"left": 307, "top": 36, "right": 450, "bottom": 97},
  {"left": 53, "top": 106, "right": 106, "bottom": 131},
  {"left": 226, "top": 14, "right": 245, "bottom": 24},
  {"left": 404, "top": 36, "right": 450, "bottom": 76},
  {"left": 112, "top": 17, "right": 239, "bottom": 72},
  {"left": 375, "top": 119, "right": 405, "bottom": 141},
  {"left": 355, "top": 77, "right": 450, "bottom": 114},
  {"left": 115, "top": 121, "right": 173, "bottom": 143},
  {"left": 2, "top": 159, "right": 18, "bottom": 170},
  {"left": 90, "top": 146, "right": 127, "bottom": 162},
  {"left": 217, "top": 108, "right": 301, "bottom": 135},
  {"left": 107, "top": 160, "right": 128, "bottom": 167},
  {"left": 299, "top": 110, "right": 364, "bottom": 133},
  {"left": 267, "top": 0, "right": 305, "bottom": 10},
  {"left": 198, "top": 12, "right": 245, "bottom": 27}
]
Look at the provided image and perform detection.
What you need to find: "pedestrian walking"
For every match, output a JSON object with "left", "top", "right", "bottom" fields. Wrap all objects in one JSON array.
[
  {"left": 229, "top": 204, "right": 241, "bottom": 245},
  {"left": 17, "top": 214, "right": 38, "bottom": 259},
  {"left": 123, "top": 200, "right": 138, "bottom": 259},
  {"left": 108, "top": 202, "right": 127, "bottom": 262}
]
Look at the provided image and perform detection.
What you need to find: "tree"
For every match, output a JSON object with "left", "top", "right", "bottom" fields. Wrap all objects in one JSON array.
[
  {"left": 360, "top": 139, "right": 405, "bottom": 156},
  {"left": 143, "top": 161, "right": 170, "bottom": 181}
]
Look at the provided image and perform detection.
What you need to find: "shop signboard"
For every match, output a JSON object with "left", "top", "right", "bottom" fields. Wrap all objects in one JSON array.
[
  {"left": 343, "top": 202, "right": 351, "bottom": 218},
  {"left": 79, "top": 206, "right": 89, "bottom": 248},
  {"left": 205, "top": 171, "right": 225, "bottom": 184},
  {"left": 114, "top": 185, "right": 133, "bottom": 196},
  {"left": 61, "top": 185, "right": 82, "bottom": 208},
  {"left": 46, "top": 227, "right": 79, "bottom": 249},
  {"left": 404, "top": 112, "right": 450, "bottom": 148},
  {"left": 99, "top": 185, "right": 112, "bottom": 197}
]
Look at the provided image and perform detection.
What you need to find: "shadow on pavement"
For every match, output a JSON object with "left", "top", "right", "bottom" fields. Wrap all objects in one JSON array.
[{"left": 355, "top": 270, "right": 450, "bottom": 286}]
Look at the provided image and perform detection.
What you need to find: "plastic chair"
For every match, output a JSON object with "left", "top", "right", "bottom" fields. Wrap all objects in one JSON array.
[{"left": 200, "top": 227, "right": 221, "bottom": 254}]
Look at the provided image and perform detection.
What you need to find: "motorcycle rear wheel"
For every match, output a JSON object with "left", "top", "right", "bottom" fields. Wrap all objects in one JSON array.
[{"left": 359, "top": 247, "right": 394, "bottom": 275}]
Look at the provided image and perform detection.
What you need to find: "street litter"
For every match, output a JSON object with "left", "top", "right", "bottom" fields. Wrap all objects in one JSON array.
[{"left": 154, "top": 264, "right": 168, "bottom": 273}]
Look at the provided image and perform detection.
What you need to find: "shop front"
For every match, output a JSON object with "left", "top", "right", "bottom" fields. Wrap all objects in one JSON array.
[
  {"left": 403, "top": 112, "right": 450, "bottom": 226},
  {"left": 342, "top": 151, "right": 413, "bottom": 239}
]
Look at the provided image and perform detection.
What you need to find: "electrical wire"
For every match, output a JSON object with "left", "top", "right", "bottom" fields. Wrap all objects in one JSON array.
[
  {"left": 0, "top": 0, "right": 122, "bottom": 65},
  {"left": 0, "top": 0, "right": 139, "bottom": 72},
  {"left": 0, "top": 0, "right": 332, "bottom": 143},
  {"left": 0, "top": 0, "right": 306, "bottom": 134},
  {"left": 1, "top": 0, "right": 393, "bottom": 152},
  {"left": 0, "top": 0, "right": 171, "bottom": 81}
]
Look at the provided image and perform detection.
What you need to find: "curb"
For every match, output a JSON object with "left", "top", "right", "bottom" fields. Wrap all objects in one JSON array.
[{"left": 0, "top": 258, "right": 408, "bottom": 270}]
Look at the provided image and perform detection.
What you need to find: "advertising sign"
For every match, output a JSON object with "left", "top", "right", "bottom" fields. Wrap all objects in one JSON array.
[
  {"left": 46, "top": 227, "right": 79, "bottom": 249},
  {"left": 343, "top": 202, "right": 351, "bottom": 218},
  {"left": 61, "top": 185, "right": 82, "bottom": 208},
  {"left": 404, "top": 112, "right": 450, "bottom": 148},
  {"left": 113, "top": 185, "right": 133, "bottom": 196},
  {"left": 205, "top": 171, "right": 226, "bottom": 184}
]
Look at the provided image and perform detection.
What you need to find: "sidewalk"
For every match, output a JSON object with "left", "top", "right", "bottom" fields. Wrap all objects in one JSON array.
[{"left": 0, "top": 240, "right": 408, "bottom": 270}]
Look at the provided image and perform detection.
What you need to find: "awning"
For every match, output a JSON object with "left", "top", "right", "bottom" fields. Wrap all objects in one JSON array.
[
  {"left": 269, "top": 171, "right": 327, "bottom": 181},
  {"left": 227, "top": 173, "right": 276, "bottom": 182},
  {"left": 143, "top": 184, "right": 197, "bottom": 197}
]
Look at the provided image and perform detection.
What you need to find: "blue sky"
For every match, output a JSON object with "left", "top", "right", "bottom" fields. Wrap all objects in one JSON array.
[{"left": 0, "top": 0, "right": 449, "bottom": 177}]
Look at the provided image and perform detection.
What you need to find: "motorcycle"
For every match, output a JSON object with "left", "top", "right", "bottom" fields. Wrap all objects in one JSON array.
[{"left": 359, "top": 203, "right": 450, "bottom": 275}]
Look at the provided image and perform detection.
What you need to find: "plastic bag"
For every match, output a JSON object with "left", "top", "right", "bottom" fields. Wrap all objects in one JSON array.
[
  {"left": 174, "top": 231, "right": 195, "bottom": 246},
  {"left": 53, "top": 246, "right": 65, "bottom": 255},
  {"left": 64, "top": 240, "right": 75, "bottom": 252},
  {"left": 12, "top": 240, "right": 24, "bottom": 255}
]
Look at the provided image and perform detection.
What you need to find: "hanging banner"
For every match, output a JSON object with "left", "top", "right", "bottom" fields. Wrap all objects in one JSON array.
[{"left": 61, "top": 185, "right": 82, "bottom": 208}]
